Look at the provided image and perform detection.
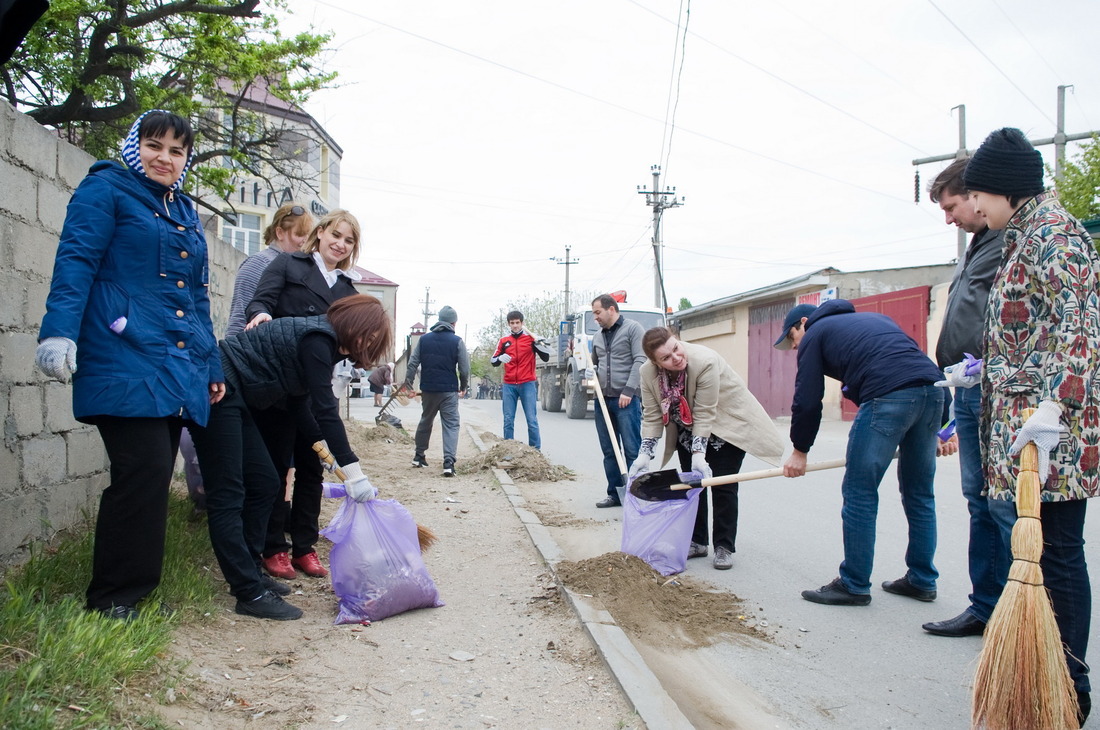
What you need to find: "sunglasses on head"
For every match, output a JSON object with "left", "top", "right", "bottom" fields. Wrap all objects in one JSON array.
[{"left": 286, "top": 205, "right": 305, "bottom": 217}]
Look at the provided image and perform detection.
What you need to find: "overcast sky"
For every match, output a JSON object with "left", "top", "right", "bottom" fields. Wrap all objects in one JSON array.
[{"left": 278, "top": 0, "right": 1100, "bottom": 344}]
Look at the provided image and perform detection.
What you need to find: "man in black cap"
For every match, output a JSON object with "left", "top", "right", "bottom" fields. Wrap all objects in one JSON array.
[
  {"left": 403, "top": 305, "right": 469, "bottom": 477},
  {"left": 776, "top": 299, "right": 946, "bottom": 607},
  {"left": 965, "top": 127, "right": 1100, "bottom": 719},
  {"left": 921, "top": 158, "right": 1015, "bottom": 639}
]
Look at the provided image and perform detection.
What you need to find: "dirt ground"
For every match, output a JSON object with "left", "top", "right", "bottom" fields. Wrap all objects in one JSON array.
[
  {"left": 137, "top": 418, "right": 636, "bottom": 729},
  {"left": 133, "top": 414, "right": 775, "bottom": 729}
]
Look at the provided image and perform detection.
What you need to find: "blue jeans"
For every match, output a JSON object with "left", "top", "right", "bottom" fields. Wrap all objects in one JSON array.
[
  {"left": 502, "top": 381, "right": 540, "bottom": 448},
  {"left": 991, "top": 498, "right": 1091, "bottom": 693},
  {"left": 593, "top": 395, "right": 641, "bottom": 498},
  {"left": 955, "top": 386, "right": 1016, "bottom": 622},
  {"left": 839, "top": 385, "right": 941, "bottom": 595}
]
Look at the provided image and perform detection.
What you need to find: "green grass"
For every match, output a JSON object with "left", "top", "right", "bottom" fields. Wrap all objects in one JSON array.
[{"left": 0, "top": 489, "right": 223, "bottom": 729}]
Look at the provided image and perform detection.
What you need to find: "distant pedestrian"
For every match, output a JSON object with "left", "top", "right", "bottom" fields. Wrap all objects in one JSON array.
[
  {"left": 590, "top": 294, "right": 646, "bottom": 508},
  {"left": 368, "top": 362, "right": 394, "bottom": 407},
  {"left": 403, "top": 306, "right": 469, "bottom": 477},
  {"left": 491, "top": 310, "right": 550, "bottom": 448},
  {"left": 777, "top": 299, "right": 946, "bottom": 607}
]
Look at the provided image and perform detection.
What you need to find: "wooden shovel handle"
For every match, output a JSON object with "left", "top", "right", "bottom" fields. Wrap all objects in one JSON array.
[
  {"left": 312, "top": 442, "right": 348, "bottom": 482},
  {"left": 668, "top": 457, "right": 849, "bottom": 491}
]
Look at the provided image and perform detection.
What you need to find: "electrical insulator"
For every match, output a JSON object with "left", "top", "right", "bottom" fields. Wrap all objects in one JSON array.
[{"left": 914, "top": 170, "right": 921, "bottom": 204}]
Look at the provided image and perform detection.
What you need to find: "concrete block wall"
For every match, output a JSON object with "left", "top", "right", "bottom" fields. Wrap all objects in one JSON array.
[{"left": 0, "top": 102, "right": 245, "bottom": 564}]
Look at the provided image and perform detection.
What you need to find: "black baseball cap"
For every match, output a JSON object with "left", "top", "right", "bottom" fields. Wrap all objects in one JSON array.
[{"left": 773, "top": 304, "right": 818, "bottom": 350}]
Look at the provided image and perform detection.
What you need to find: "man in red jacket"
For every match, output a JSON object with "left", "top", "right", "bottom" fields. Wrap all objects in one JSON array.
[{"left": 492, "top": 311, "right": 550, "bottom": 449}]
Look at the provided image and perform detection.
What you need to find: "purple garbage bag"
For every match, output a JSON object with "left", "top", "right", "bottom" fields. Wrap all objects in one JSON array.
[
  {"left": 321, "top": 483, "right": 444, "bottom": 623},
  {"left": 620, "top": 486, "right": 702, "bottom": 575}
]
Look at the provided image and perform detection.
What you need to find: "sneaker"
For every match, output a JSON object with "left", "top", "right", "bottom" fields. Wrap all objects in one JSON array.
[
  {"left": 687, "top": 542, "right": 709, "bottom": 559},
  {"left": 881, "top": 574, "right": 937, "bottom": 602},
  {"left": 713, "top": 546, "right": 734, "bottom": 570},
  {"left": 261, "top": 574, "right": 292, "bottom": 596},
  {"left": 262, "top": 551, "right": 296, "bottom": 580},
  {"left": 412, "top": 455, "right": 429, "bottom": 468},
  {"left": 292, "top": 551, "right": 329, "bottom": 577},
  {"left": 595, "top": 495, "right": 621, "bottom": 508},
  {"left": 96, "top": 605, "right": 138, "bottom": 621},
  {"left": 235, "top": 590, "right": 303, "bottom": 621},
  {"left": 443, "top": 461, "right": 455, "bottom": 477},
  {"left": 801, "top": 577, "right": 871, "bottom": 606}
]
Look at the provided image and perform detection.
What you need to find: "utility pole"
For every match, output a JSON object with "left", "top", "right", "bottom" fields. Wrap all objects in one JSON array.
[
  {"left": 550, "top": 245, "right": 580, "bottom": 321},
  {"left": 419, "top": 287, "right": 435, "bottom": 328},
  {"left": 637, "top": 165, "right": 683, "bottom": 310},
  {"left": 912, "top": 86, "right": 1100, "bottom": 260}
]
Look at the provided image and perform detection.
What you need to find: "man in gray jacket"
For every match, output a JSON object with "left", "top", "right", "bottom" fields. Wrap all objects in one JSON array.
[
  {"left": 921, "top": 158, "right": 1014, "bottom": 637},
  {"left": 590, "top": 294, "right": 647, "bottom": 507}
]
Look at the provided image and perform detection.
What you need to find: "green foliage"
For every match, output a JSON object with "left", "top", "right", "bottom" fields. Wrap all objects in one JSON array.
[
  {"left": 2, "top": 0, "right": 335, "bottom": 206},
  {"left": 0, "top": 493, "right": 222, "bottom": 728},
  {"left": 677, "top": 297, "right": 692, "bottom": 311},
  {"left": 473, "top": 289, "right": 600, "bottom": 354},
  {"left": 1056, "top": 135, "right": 1100, "bottom": 221}
]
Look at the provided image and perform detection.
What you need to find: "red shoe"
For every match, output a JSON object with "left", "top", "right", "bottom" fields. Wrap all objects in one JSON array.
[
  {"left": 292, "top": 552, "right": 329, "bottom": 577},
  {"left": 262, "top": 551, "right": 296, "bottom": 580}
]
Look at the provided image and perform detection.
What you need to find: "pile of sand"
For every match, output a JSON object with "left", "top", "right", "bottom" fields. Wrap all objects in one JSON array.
[
  {"left": 460, "top": 438, "right": 575, "bottom": 482},
  {"left": 556, "top": 552, "right": 771, "bottom": 650}
]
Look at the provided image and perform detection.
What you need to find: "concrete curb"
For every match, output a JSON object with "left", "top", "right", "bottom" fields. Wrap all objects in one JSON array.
[{"left": 466, "top": 426, "right": 693, "bottom": 730}]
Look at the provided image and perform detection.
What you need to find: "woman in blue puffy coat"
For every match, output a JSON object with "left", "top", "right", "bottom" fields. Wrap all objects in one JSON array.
[{"left": 36, "top": 109, "right": 225, "bottom": 620}]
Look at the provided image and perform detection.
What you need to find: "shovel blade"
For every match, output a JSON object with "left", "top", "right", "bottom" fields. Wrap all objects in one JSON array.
[{"left": 628, "top": 469, "right": 704, "bottom": 502}]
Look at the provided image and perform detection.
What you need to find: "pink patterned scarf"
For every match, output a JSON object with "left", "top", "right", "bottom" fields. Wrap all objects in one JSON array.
[{"left": 658, "top": 368, "right": 692, "bottom": 426}]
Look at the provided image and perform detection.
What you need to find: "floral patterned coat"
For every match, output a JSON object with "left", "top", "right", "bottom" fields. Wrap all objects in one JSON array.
[{"left": 981, "top": 192, "right": 1100, "bottom": 502}]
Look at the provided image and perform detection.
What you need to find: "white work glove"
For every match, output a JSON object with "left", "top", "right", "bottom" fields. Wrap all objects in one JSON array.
[
  {"left": 497, "top": 353, "right": 512, "bottom": 364},
  {"left": 1008, "top": 401, "right": 1064, "bottom": 481},
  {"left": 35, "top": 337, "right": 78, "bottom": 381},
  {"left": 627, "top": 453, "right": 652, "bottom": 480},
  {"left": 690, "top": 452, "right": 712, "bottom": 480},
  {"left": 935, "top": 354, "right": 982, "bottom": 389},
  {"left": 339, "top": 461, "right": 378, "bottom": 502}
]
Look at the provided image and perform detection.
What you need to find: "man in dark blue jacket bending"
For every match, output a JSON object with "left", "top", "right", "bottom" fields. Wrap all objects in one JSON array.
[{"left": 776, "top": 299, "right": 946, "bottom": 606}]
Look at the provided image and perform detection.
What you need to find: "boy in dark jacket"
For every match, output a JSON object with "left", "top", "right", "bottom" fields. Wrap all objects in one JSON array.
[{"left": 776, "top": 299, "right": 946, "bottom": 606}]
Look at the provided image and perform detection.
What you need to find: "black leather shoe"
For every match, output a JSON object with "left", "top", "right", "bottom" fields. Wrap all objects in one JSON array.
[
  {"left": 595, "top": 496, "right": 621, "bottom": 508},
  {"left": 1078, "top": 690, "right": 1090, "bottom": 727},
  {"left": 882, "top": 574, "right": 937, "bottom": 602},
  {"left": 261, "top": 574, "right": 292, "bottom": 596},
  {"left": 801, "top": 577, "right": 871, "bottom": 606},
  {"left": 922, "top": 610, "right": 985, "bottom": 637}
]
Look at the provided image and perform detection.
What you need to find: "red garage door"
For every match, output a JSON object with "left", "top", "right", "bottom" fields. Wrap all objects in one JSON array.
[{"left": 841, "top": 286, "right": 931, "bottom": 420}]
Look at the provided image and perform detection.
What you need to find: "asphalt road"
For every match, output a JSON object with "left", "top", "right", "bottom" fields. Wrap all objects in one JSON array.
[{"left": 457, "top": 395, "right": 1100, "bottom": 729}]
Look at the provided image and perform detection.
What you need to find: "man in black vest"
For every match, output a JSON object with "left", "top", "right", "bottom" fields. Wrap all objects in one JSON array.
[{"left": 403, "top": 306, "right": 470, "bottom": 477}]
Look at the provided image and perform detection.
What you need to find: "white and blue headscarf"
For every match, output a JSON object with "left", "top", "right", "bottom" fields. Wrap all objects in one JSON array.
[{"left": 120, "top": 109, "right": 194, "bottom": 191}]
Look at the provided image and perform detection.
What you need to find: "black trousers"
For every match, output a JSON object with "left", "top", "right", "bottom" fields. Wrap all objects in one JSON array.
[
  {"left": 675, "top": 434, "right": 746, "bottom": 552},
  {"left": 251, "top": 407, "right": 324, "bottom": 558},
  {"left": 88, "top": 416, "right": 184, "bottom": 611},
  {"left": 190, "top": 388, "right": 281, "bottom": 600}
]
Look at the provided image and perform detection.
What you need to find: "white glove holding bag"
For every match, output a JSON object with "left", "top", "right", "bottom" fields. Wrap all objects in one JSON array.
[
  {"left": 627, "top": 453, "right": 652, "bottom": 480},
  {"left": 1008, "top": 400, "right": 1064, "bottom": 480},
  {"left": 935, "top": 360, "right": 980, "bottom": 389},
  {"left": 339, "top": 461, "right": 378, "bottom": 502},
  {"left": 690, "top": 452, "right": 713, "bottom": 480},
  {"left": 35, "top": 337, "right": 78, "bottom": 381}
]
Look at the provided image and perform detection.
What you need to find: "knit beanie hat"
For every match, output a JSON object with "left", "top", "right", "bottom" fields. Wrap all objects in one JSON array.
[
  {"left": 438, "top": 306, "right": 458, "bottom": 324},
  {"left": 962, "top": 128, "right": 1045, "bottom": 198},
  {"left": 120, "top": 109, "right": 194, "bottom": 191}
]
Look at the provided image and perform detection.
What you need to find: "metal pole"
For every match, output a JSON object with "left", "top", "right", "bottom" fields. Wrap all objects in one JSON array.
[
  {"left": 1055, "top": 85, "right": 1071, "bottom": 184},
  {"left": 652, "top": 167, "right": 662, "bottom": 308},
  {"left": 954, "top": 104, "right": 967, "bottom": 261}
]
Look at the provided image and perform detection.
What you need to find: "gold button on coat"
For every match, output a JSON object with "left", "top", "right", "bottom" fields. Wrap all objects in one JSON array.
[
  {"left": 180, "top": 251, "right": 189, "bottom": 259},
  {"left": 177, "top": 281, "right": 185, "bottom": 288},
  {"left": 176, "top": 310, "right": 184, "bottom": 318},
  {"left": 176, "top": 341, "right": 186, "bottom": 349}
]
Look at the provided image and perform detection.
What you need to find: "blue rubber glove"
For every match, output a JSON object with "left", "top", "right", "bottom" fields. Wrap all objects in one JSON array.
[
  {"left": 1009, "top": 401, "right": 1064, "bottom": 480},
  {"left": 35, "top": 337, "right": 78, "bottom": 380}
]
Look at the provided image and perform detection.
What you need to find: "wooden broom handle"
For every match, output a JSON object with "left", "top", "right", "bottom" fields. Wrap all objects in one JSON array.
[
  {"left": 664, "top": 457, "right": 850, "bottom": 491},
  {"left": 312, "top": 442, "right": 349, "bottom": 482}
]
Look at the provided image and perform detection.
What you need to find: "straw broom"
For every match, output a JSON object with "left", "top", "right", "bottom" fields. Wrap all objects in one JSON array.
[
  {"left": 971, "top": 410, "right": 1077, "bottom": 730},
  {"left": 312, "top": 442, "right": 438, "bottom": 552}
]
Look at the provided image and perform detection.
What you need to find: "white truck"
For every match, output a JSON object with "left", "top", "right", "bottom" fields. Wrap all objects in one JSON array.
[{"left": 537, "top": 303, "right": 666, "bottom": 419}]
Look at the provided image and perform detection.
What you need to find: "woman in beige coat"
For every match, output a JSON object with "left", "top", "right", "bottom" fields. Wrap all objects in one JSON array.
[{"left": 629, "top": 327, "right": 784, "bottom": 569}]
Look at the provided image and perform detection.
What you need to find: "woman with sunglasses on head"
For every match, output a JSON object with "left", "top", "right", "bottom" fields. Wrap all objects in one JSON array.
[
  {"left": 35, "top": 109, "right": 225, "bottom": 620},
  {"left": 224, "top": 203, "right": 315, "bottom": 338},
  {"left": 629, "top": 328, "right": 783, "bottom": 570},
  {"left": 189, "top": 295, "right": 391, "bottom": 620},
  {"left": 243, "top": 209, "right": 363, "bottom": 580}
]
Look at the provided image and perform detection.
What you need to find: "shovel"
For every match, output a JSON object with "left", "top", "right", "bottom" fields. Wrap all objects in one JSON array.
[
  {"left": 588, "top": 368, "right": 629, "bottom": 502},
  {"left": 628, "top": 457, "right": 850, "bottom": 502}
]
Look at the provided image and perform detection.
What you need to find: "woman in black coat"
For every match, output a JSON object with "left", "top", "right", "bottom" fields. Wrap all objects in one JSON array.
[{"left": 243, "top": 209, "right": 363, "bottom": 580}]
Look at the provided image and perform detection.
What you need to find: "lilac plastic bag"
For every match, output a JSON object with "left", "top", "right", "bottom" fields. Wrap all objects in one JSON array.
[
  {"left": 620, "top": 486, "right": 702, "bottom": 575},
  {"left": 321, "top": 483, "right": 444, "bottom": 623}
]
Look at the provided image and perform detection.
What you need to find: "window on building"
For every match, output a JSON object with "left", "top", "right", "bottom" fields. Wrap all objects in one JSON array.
[{"left": 222, "top": 212, "right": 263, "bottom": 255}]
